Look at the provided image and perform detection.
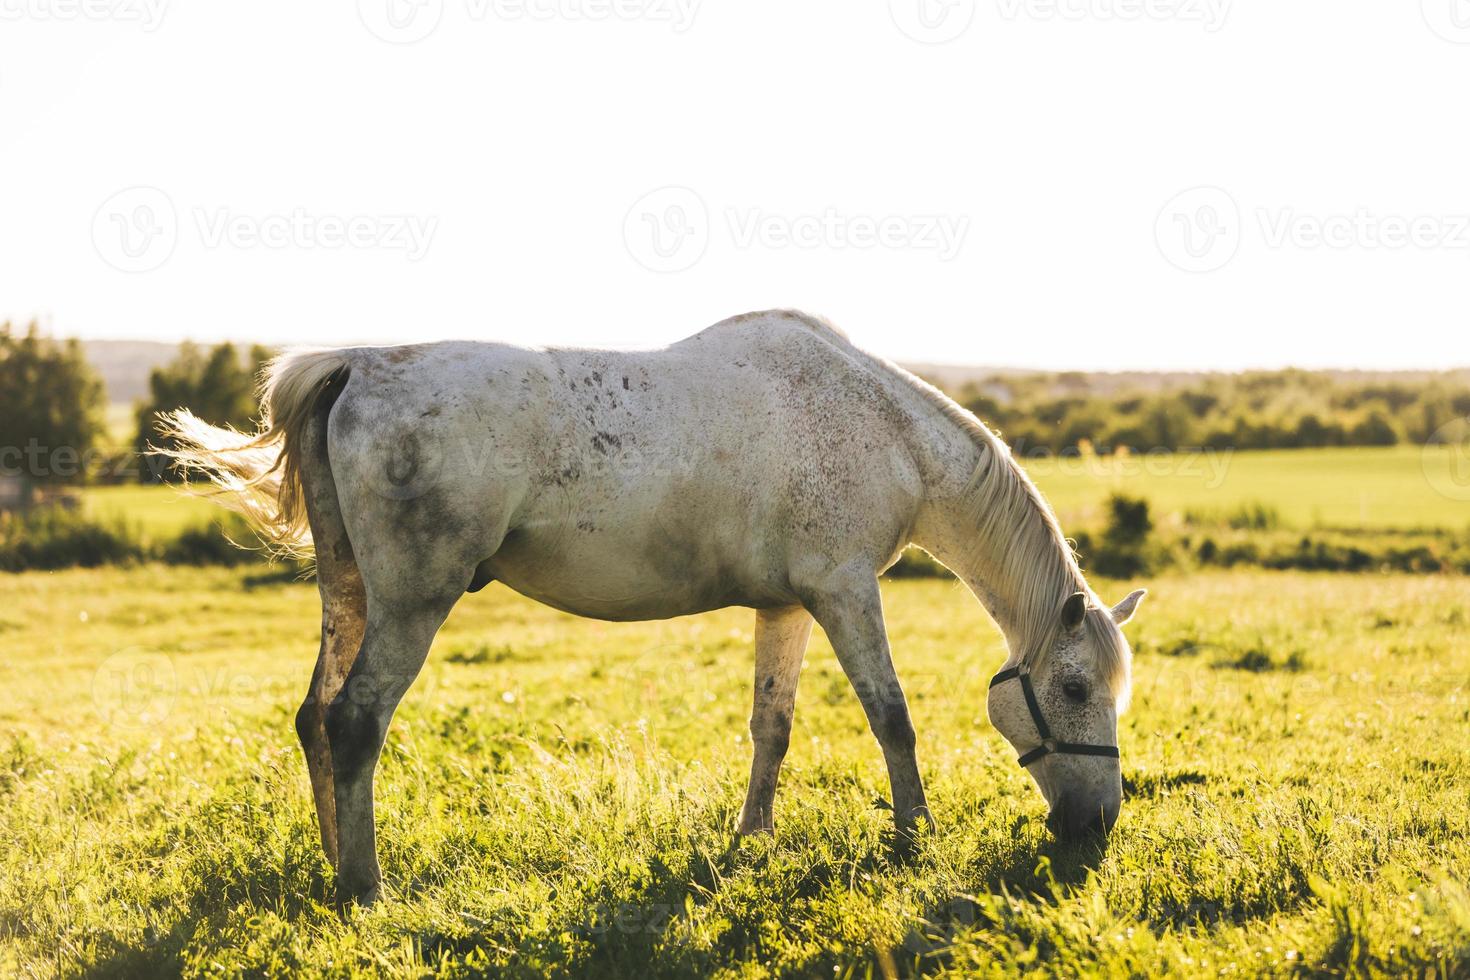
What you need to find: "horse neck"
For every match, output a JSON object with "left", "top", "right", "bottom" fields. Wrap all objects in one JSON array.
[{"left": 910, "top": 424, "right": 1086, "bottom": 657}]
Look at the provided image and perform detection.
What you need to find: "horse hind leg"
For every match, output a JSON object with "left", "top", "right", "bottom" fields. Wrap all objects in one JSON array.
[
  {"left": 324, "top": 595, "right": 458, "bottom": 906},
  {"left": 737, "top": 605, "right": 813, "bottom": 835},
  {"left": 294, "top": 403, "right": 366, "bottom": 869}
]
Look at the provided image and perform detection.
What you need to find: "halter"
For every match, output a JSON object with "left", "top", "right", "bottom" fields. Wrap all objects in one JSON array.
[{"left": 989, "top": 664, "right": 1120, "bottom": 768}]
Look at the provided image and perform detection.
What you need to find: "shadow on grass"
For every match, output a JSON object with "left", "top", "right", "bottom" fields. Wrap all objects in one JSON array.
[
  {"left": 77, "top": 819, "right": 337, "bottom": 978},
  {"left": 73, "top": 812, "right": 1110, "bottom": 979},
  {"left": 410, "top": 836, "right": 792, "bottom": 980},
  {"left": 896, "top": 833, "right": 1109, "bottom": 974},
  {"left": 1122, "top": 768, "right": 1209, "bottom": 798}
]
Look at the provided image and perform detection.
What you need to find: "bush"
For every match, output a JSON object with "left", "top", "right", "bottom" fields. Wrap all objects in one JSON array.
[
  {"left": 0, "top": 505, "right": 275, "bottom": 572},
  {"left": 1084, "top": 494, "right": 1157, "bottom": 578},
  {"left": 0, "top": 322, "right": 107, "bottom": 487},
  {"left": 135, "top": 342, "right": 272, "bottom": 483},
  {"left": 1105, "top": 494, "right": 1152, "bottom": 544},
  {"left": 159, "top": 515, "right": 265, "bottom": 567},
  {"left": 0, "top": 508, "right": 145, "bottom": 571}
]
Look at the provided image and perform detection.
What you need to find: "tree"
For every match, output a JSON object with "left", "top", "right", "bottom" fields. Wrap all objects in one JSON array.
[
  {"left": 0, "top": 321, "right": 107, "bottom": 487},
  {"left": 135, "top": 342, "right": 273, "bottom": 482}
]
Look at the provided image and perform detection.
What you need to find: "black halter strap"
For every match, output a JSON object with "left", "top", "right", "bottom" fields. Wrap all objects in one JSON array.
[{"left": 989, "top": 665, "right": 1120, "bottom": 768}]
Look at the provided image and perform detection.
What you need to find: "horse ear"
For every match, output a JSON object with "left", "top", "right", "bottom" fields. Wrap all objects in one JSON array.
[
  {"left": 1110, "top": 589, "right": 1147, "bottom": 626},
  {"left": 1061, "top": 592, "right": 1087, "bottom": 631}
]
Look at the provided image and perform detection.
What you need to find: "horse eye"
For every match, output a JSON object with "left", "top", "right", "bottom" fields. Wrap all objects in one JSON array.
[{"left": 1062, "top": 680, "right": 1088, "bottom": 703}]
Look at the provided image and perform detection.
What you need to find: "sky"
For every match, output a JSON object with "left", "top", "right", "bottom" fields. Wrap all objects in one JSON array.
[{"left": 1, "top": 0, "right": 1467, "bottom": 371}]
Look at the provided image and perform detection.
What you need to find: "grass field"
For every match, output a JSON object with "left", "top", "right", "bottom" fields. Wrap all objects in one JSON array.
[
  {"left": 1, "top": 565, "right": 1467, "bottom": 976},
  {"left": 1027, "top": 446, "right": 1470, "bottom": 532},
  {"left": 80, "top": 485, "right": 218, "bottom": 541},
  {"left": 78, "top": 446, "right": 1470, "bottom": 546}
]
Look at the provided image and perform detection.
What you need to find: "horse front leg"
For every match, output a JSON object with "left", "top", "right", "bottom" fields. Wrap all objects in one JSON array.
[
  {"left": 737, "top": 605, "right": 813, "bottom": 835},
  {"left": 802, "top": 571, "right": 934, "bottom": 841}
]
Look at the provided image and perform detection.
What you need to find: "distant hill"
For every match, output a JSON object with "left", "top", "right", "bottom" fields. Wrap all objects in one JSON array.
[
  {"left": 81, "top": 340, "right": 184, "bottom": 405},
  {"left": 81, "top": 341, "right": 1470, "bottom": 409}
]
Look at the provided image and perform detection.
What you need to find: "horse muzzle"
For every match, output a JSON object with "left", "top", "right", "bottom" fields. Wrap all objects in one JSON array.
[{"left": 1046, "top": 792, "right": 1120, "bottom": 841}]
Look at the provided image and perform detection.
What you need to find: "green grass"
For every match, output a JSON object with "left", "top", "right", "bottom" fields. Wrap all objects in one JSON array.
[
  {"left": 80, "top": 484, "right": 221, "bottom": 541},
  {"left": 1029, "top": 446, "right": 1470, "bottom": 531},
  {"left": 102, "top": 404, "right": 136, "bottom": 446},
  {"left": 1, "top": 566, "right": 1467, "bottom": 976}
]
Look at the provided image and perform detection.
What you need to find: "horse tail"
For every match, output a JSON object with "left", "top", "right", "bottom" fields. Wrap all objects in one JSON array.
[{"left": 155, "top": 348, "right": 352, "bottom": 557}]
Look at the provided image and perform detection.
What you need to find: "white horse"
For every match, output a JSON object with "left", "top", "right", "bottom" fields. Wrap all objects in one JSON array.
[{"left": 164, "top": 309, "right": 1145, "bottom": 906}]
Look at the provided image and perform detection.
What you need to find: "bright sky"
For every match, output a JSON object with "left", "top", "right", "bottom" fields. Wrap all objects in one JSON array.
[{"left": 2, "top": 1, "right": 1467, "bottom": 371}]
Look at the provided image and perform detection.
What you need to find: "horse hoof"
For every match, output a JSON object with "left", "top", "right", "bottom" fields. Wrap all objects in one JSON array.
[
  {"left": 896, "top": 807, "right": 936, "bottom": 835},
  {"left": 336, "top": 880, "right": 381, "bottom": 910}
]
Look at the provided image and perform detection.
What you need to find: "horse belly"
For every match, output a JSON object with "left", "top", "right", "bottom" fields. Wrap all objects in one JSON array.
[{"left": 483, "top": 529, "right": 761, "bottom": 621}]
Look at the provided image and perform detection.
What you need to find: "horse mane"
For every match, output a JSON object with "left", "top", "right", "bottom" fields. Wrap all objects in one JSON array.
[{"left": 780, "top": 310, "right": 1132, "bottom": 702}]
